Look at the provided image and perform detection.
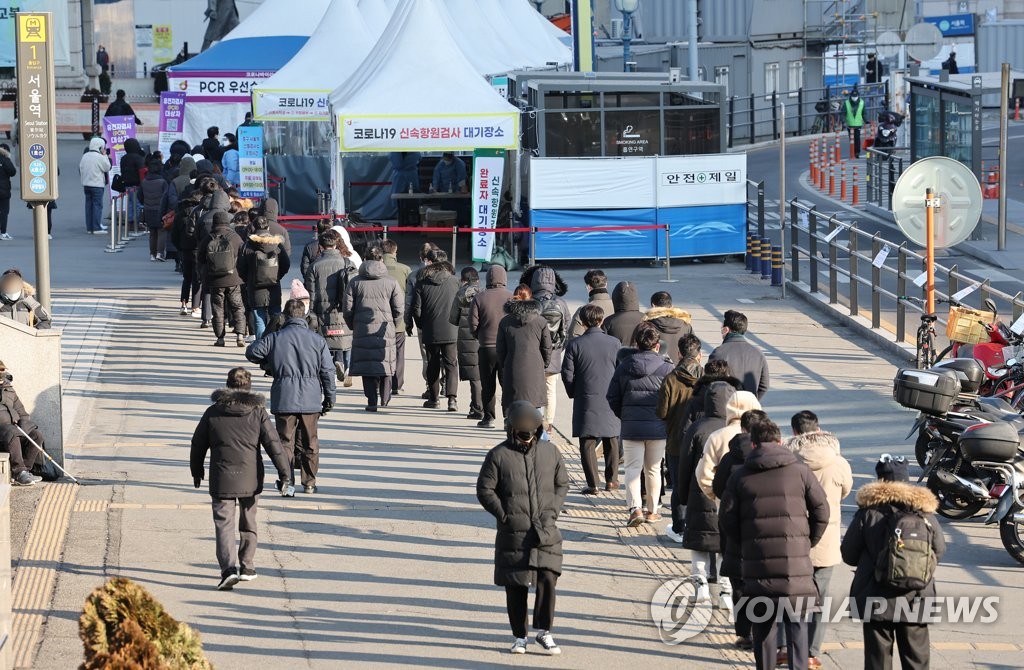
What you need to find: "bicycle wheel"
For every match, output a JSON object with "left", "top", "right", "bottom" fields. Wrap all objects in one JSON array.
[{"left": 934, "top": 344, "right": 953, "bottom": 363}]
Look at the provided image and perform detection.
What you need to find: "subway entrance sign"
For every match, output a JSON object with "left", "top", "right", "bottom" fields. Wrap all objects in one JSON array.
[{"left": 16, "top": 12, "right": 58, "bottom": 202}]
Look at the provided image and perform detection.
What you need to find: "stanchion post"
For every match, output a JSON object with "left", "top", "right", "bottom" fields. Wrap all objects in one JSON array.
[
  {"left": 451, "top": 224, "right": 458, "bottom": 267},
  {"left": 105, "top": 196, "right": 120, "bottom": 253},
  {"left": 660, "top": 224, "right": 678, "bottom": 283},
  {"left": 529, "top": 226, "right": 536, "bottom": 267},
  {"left": 382, "top": 223, "right": 389, "bottom": 241}
]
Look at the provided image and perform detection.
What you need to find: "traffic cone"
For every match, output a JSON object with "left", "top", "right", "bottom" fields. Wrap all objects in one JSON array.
[{"left": 1015, "top": 97, "right": 1021, "bottom": 121}]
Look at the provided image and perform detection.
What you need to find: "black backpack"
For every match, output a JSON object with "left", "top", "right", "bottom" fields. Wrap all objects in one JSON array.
[
  {"left": 253, "top": 247, "right": 280, "bottom": 289},
  {"left": 537, "top": 294, "right": 566, "bottom": 348},
  {"left": 874, "top": 510, "right": 938, "bottom": 591},
  {"left": 206, "top": 235, "right": 236, "bottom": 278},
  {"left": 183, "top": 204, "right": 205, "bottom": 246}
]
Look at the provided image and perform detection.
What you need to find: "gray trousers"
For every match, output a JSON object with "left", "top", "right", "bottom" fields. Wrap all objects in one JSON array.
[
  {"left": 211, "top": 496, "right": 258, "bottom": 575},
  {"left": 777, "top": 565, "right": 833, "bottom": 657}
]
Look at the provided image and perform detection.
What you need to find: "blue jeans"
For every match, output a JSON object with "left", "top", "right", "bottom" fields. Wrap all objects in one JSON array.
[
  {"left": 253, "top": 307, "right": 270, "bottom": 340},
  {"left": 84, "top": 186, "right": 105, "bottom": 232}
]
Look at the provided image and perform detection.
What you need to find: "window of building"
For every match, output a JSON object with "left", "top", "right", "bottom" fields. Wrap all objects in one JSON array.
[
  {"left": 765, "top": 62, "right": 780, "bottom": 100},
  {"left": 714, "top": 66, "right": 729, "bottom": 97},
  {"left": 788, "top": 61, "right": 804, "bottom": 98}
]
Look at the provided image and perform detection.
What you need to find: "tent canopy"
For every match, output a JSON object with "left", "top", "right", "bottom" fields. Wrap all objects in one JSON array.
[
  {"left": 330, "top": 0, "right": 520, "bottom": 152},
  {"left": 221, "top": 0, "right": 333, "bottom": 42},
  {"left": 253, "top": 0, "right": 380, "bottom": 121}
]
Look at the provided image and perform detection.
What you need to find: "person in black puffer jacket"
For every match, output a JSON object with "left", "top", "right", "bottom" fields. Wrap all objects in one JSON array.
[
  {"left": 496, "top": 288, "right": 552, "bottom": 412},
  {"left": 140, "top": 159, "right": 173, "bottom": 261},
  {"left": 713, "top": 410, "right": 769, "bottom": 648},
  {"left": 0, "top": 143, "right": 17, "bottom": 239},
  {"left": 412, "top": 249, "right": 460, "bottom": 410},
  {"left": 476, "top": 401, "right": 569, "bottom": 655},
  {"left": 602, "top": 281, "right": 644, "bottom": 346},
  {"left": 449, "top": 266, "right": 482, "bottom": 419},
  {"left": 238, "top": 219, "right": 290, "bottom": 340},
  {"left": 607, "top": 322, "right": 674, "bottom": 528},
  {"left": 189, "top": 368, "right": 291, "bottom": 590}
]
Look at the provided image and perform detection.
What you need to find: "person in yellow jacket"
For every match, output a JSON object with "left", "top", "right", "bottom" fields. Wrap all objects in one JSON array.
[{"left": 843, "top": 88, "right": 865, "bottom": 159}]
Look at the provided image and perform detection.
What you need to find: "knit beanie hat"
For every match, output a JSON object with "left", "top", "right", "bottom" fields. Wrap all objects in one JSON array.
[
  {"left": 875, "top": 454, "right": 909, "bottom": 482},
  {"left": 290, "top": 279, "right": 310, "bottom": 301}
]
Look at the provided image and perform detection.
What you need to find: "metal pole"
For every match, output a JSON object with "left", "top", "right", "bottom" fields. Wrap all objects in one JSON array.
[
  {"left": 998, "top": 62, "right": 1010, "bottom": 251},
  {"left": 686, "top": 0, "right": 699, "bottom": 81},
  {"left": 32, "top": 204, "right": 51, "bottom": 311},
  {"left": 778, "top": 102, "right": 787, "bottom": 298},
  {"left": 529, "top": 226, "right": 536, "bottom": 267},
  {"left": 622, "top": 11, "right": 632, "bottom": 72},
  {"left": 926, "top": 187, "right": 937, "bottom": 314},
  {"left": 660, "top": 225, "right": 678, "bottom": 283},
  {"left": 451, "top": 224, "right": 458, "bottom": 267}
]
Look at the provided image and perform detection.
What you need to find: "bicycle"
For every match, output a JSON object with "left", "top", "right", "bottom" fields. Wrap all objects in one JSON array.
[{"left": 898, "top": 296, "right": 961, "bottom": 369}]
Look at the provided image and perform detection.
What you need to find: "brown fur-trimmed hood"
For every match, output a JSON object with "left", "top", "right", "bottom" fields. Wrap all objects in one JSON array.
[
  {"left": 248, "top": 233, "right": 283, "bottom": 246},
  {"left": 644, "top": 306, "right": 692, "bottom": 323},
  {"left": 210, "top": 389, "right": 266, "bottom": 409},
  {"left": 855, "top": 480, "right": 938, "bottom": 514}
]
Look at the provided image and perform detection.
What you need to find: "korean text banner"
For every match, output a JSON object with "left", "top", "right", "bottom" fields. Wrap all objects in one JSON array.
[
  {"left": 339, "top": 114, "right": 518, "bottom": 152},
  {"left": 0, "top": 0, "right": 69, "bottom": 66},
  {"left": 655, "top": 154, "right": 747, "bottom": 208},
  {"left": 167, "top": 70, "right": 275, "bottom": 103},
  {"left": 253, "top": 89, "right": 330, "bottom": 121},
  {"left": 103, "top": 115, "right": 137, "bottom": 196},
  {"left": 157, "top": 91, "right": 186, "bottom": 157},
  {"left": 530, "top": 157, "right": 656, "bottom": 210},
  {"left": 238, "top": 125, "right": 266, "bottom": 199},
  {"left": 471, "top": 149, "right": 505, "bottom": 263}
]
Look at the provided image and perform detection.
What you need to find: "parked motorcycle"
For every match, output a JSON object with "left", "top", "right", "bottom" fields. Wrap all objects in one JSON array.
[{"left": 937, "top": 298, "right": 1024, "bottom": 397}]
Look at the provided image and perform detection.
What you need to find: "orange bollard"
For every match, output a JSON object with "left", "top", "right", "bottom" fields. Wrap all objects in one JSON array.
[
  {"left": 835, "top": 132, "right": 842, "bottom": 163},
  {"left": 819, "top": 146, "right": 827, "bottom": 190},
  {"left": 852, "top": 166, "right": 860, "bottom": 205},
  {"left": 1015, "top": 97, "right": 1021, "bottom": 121},
  {"left": 829, "top": 164, "right": 836, "bottom": 196},
  {"left": 810, "top": 141, "right": 816, "bottom": 184},
  {"left": 840, "top": 163, "right": 847, "bottom": 201}
]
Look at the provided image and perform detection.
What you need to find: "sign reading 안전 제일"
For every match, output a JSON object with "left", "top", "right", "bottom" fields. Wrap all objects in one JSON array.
[{"left": 16, "top": 11, "right": 58, "bottom": 202}]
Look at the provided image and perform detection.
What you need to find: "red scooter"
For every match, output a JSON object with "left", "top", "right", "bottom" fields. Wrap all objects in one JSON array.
[{"left": 939, "top": 299, "right": 1022, "bottom": 397}]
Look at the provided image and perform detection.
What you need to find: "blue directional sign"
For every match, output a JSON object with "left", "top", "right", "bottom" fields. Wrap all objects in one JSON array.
[
  {"left": 28, "top": 143, "right": 44, "bottom": 159},
  {"left": 924, "top": 14, "right": 975, "bottom": 37},
  {"left": 28, "top": 159, "right": 46, "bottom": 177},
  {"left": 29, "top": 177, "right": 46, "bottom": 193}
]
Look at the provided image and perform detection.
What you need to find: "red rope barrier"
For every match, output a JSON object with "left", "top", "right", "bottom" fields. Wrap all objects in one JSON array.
[{"left": 277, "top": 222, "right": 667, "bottom": 234}]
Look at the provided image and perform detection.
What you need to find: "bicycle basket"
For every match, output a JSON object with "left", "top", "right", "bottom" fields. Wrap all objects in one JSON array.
[{"left": 946, "top": 306, "right": 995, "bottom": 345}]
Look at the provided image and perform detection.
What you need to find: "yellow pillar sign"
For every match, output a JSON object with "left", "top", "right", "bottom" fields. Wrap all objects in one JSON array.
[{"left": 15, "top": 12, "right": 58, "bottom": 203}]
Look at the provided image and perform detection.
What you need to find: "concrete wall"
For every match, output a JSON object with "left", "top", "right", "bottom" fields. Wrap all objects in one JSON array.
[
  {"left": 0, "top": 483, "right": 9, "bottom": 670},
  {"left": 0, "top": 320, "right": 63, "bottom": 467}
]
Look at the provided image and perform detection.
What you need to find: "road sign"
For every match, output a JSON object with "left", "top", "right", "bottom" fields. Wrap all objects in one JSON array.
[
  {"left": 15, "top": 12, "right": 57, "bottom": 202},
  {"left": 892, "top": 156, "right": 982, "bottom": 249},
  {"left": 875, "top": 31, "right": 902, "bottom": 59},
  {"left": 906, "top": 22, "right": 944, "bottom": 63}
]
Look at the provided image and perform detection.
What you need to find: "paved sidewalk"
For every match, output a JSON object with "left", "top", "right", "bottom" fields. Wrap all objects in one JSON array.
[{"left": 9, "top": 261, "right": 1024, "bottom": 669}]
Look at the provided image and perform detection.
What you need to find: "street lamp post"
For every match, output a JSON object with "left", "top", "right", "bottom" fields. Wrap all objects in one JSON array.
[{"left": 614, "top": 0, "right": 640, "bottom": 73}]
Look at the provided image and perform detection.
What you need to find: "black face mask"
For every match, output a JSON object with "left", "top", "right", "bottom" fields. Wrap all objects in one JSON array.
[{"left": 1, "top": 373, "right": 11, "bottom": 383}]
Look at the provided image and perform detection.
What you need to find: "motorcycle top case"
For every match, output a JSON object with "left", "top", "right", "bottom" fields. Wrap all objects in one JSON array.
[
  {"left": 893, "top": 368, "right": 960, "bottom": 415},
  {"left": 931, "top": 358, "right": 985, "bottom": 394},
  {"left": 960, "top": 421, "right": 1021, "bottom": 462}
]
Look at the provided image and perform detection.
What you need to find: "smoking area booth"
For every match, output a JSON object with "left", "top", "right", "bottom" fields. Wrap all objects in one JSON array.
[{"left": 509, "top": 76, "right": 738, "bottom": 261}]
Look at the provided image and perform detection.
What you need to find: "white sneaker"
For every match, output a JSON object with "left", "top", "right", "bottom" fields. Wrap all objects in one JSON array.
[
  {"left": 690, "top": 575, "right": 711, "bottom": 603},
  {"left": 191, "top": 308, "right": 202, "bottom": 319},
  {"left": 535, "top": 631, "right": 561, "bottom": 655},
  {"left": 718, "top": 577, "right": 734, "bottom": 612},
  {"left": 150, "top": 255, "right": 157, "bottom": 262},
  {"left": 47, "top": 234, "right": 52, "bottom": 240},
  {"left": 510, "top": 638, "right": 528, "bottom": 654},
  {"left": 664, "top": 526, "right": 684, "bottom": 544},
  {"left": 0, "top": 233, "right": 12, "bottom": 240}
]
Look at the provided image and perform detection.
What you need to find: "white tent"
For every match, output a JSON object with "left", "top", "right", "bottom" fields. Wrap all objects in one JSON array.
[
  {"left": 438, "top": 0, "right": 535, "bottom": 75},
  {"left": 359, "top": 0, "right": 394, "bottom": 32},
  {"left": 477, "top": 0, "right": 566, "bottom": 67},
  {"left": 502, "top": 0, "right": 572, "bottom": 60},
  {"left": 329, "top": 0, "right": 520, "bottom": 208},
  {"left": 252, "top": 0, "right": 381, "bottom": 121},
  {"left": 167, "top": 0, "right": 330, "bottom": 142}
]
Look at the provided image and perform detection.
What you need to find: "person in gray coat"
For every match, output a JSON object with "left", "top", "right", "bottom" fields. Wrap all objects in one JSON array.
[
  {"left": 568, "top": 269, "right": 614, "bottom": 340},
  {"left": 306, "top": 230, "right": 357, "bottom": 387},
  {"left": 450, "top": 267, "right": 482, "bottom": 419},
  {"left": 602, "top": 281, "right": 644, "bottom": 346},
  {"left": 561, "top": 304, "right": 622, "bottom": 494},
  {"left": 190, "top": 367, "right": 291, "bottom": 590},
  {"left": 246, "top": 299, "right": 336, "bottom": 494},
  {"left": 709, "top": 310, "right": 770, "bottom": 399},
  {"left": 476, "top": 401, "right": 569, "bottom": 655},
  {"left": 412, "top": 250, "right": 461, "bottom": 411},
  {"left": 470, "top": 265, "right": 513, "bottom": 428},
  {"left": 344, "top": 248, "right": 402, "bottom": 411}
]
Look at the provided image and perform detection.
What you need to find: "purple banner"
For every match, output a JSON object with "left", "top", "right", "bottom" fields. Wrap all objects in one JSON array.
[
  {"left": 103, "top": 115, "right": 136, "bottom": 195},
  {"left": 158, "top": 91, "right": 186, "bottom": 156}
]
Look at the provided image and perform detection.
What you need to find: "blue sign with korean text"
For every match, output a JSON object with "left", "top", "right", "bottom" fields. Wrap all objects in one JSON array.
[
  {"left": 924, "top": 14, "right": 975, "bottom": 37},
  {"left": 237, "top": 125, "right": 265, "bottom": 199}
]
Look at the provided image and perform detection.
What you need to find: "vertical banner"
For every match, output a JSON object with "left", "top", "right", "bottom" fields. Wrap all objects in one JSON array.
[
  {"left": 471, "top": 149, "right": 505, "bottom": 263},
  {"left": 16, "top": 11, "right": 57, "bottom": 202},
  {"left": 571, "top": 0, "right": 595, "bottom": 72},
  {"left": 152, "top": 24, "right": 174, "bottom": 64},
  {"left": 102, "top": 115, "right": 137, "bottom": 195},
  {"left": 238, "top": 125, "right": 266, "bottom": 199},
  {"left": 157, "top": 91, "right": 186, "bottom": 156}
]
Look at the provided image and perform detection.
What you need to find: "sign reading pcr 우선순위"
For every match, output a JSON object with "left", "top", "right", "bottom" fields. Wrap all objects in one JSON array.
[
  {"left": 238, "top": 125, "right": 266, "bottom": 199},
  {"left": 339, "top": 114, "right": 519, "bottom": 152},
  {"left": 15, "top": 11, "right": 57, "bottom": 202}
]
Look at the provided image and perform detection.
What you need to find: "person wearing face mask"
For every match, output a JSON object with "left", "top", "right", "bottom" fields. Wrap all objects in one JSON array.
[
  {"left": 843, "top": 87, "right": 865, "bottom": 159},
  {"left": 0, "top": 269, "right": 51, "bottom": 329},
  {"left": 0, "top": 361, "right": 45, "bottom": 486},
  {"left": 476, "top": 401, "right": 569, "bottom": 656},
  {"left": 430, "top": 152, "right": 468, "bottom": 193}
]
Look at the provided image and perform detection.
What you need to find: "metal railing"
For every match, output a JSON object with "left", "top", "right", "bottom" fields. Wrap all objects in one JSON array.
[
  {"left": 864, "top": 146, "right": 908, "bottom": 211},
  {"left": 783, "top": 198, "right": 1024, "bottom": 350},
  {"left": 727, "top": 82, "right": 887, "bottom": 147}
]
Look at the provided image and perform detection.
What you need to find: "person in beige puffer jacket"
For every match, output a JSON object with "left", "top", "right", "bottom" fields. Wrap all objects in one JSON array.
[
  {"left": 695, "top": 390, "right": 762, "bottom": 502},
  {"left": 779, "top": 410, "right": 853, "bottom": 668}
]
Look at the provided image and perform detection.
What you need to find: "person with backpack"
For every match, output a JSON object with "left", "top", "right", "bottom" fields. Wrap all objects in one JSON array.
[
  {"left": 841, "top": 455, "right": 945, "bottom": 670},
  {"left": 659, "top": 334, "right": 703, "bottom": 543},
  {"left": 172, "top": 190, "right": 204, "bottom": 316},
  {"left": 412, "top": 249, "right": 461, "bottom": 411},
  {"left": 141, "top": 159, "right": 174, "bottom": 262},
  {"left": 720, "top": 419, "right": 830, "bottom": 670},
  {"left": 197, "top": 211, "right": 245, "bottom": 347},
  {"left": 449, "top": 267, "right": 482, "bottom": 420},
  {"left": 300, "top": 219, "right": 333, "bottom": 281},
  {"left": 238, "top": 218, "right": 290, "bottom": 340},
  {"left": 306, "top": 230, "right": 357, "bottom": 387},
  {"left": 522, "top": 266, "right": 571, "bottom": 432},
  {"left": 470, "top": 265, "right": 513, "bottom": 429}
]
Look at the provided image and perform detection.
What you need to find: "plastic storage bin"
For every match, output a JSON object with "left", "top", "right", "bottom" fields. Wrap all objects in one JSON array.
[
  {"left": 960, "top": 421, "right": 1020, "bottom": 462},
  {"left": 946, "top": 306, "right": 995, "bottom": 345},
  {"left": 894, "top": 368, "right": 960, "bottom": 415},
  {"left": 932, "top": 358, "right": 985, "bottom": 394}
]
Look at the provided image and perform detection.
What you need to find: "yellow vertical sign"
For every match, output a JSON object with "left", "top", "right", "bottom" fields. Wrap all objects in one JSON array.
[
  {"left": 16, "top": 12, "right": 58, "bottom": 202},
  {"left": 18, "top": 14, "right": 47, "bottom": 42}
]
